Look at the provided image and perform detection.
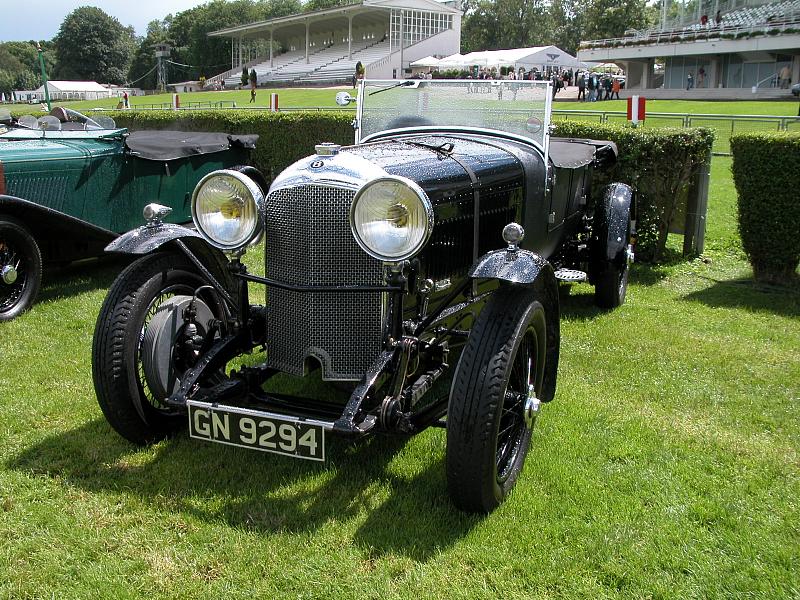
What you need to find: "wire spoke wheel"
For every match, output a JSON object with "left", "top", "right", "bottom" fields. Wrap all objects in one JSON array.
[
  {"left": 92, "top": 252, "right": 225, "bottom": 445},
  {"left": 447, "top": 286, "right": 549, "bottom": 513},
  {"left": 0, "top": 218, "right": 42, "bottom": 321}
]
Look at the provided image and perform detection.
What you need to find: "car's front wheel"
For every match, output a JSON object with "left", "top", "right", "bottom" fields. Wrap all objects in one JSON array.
[
  {"left": 92, "top": 251, "right": 224, "bottom": 445},
  {"left": 0, "top": 217, "right": 42, "bottom": 321},
  {"left": 446, "top": 286, "right": 548, "bottom": 513}
]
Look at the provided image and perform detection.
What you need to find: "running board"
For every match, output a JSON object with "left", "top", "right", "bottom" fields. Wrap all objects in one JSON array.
[{"left": 554, "top": 268, "right": 588, "bottom": 282}]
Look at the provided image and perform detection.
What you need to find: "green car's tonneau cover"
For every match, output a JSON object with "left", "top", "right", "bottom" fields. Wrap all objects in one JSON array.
[{"left": 125, "top": 131, "right": 258, "bottom": 161}]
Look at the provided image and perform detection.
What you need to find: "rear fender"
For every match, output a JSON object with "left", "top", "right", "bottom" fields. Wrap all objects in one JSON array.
[{"left": 593, "top": 183, "right": 634, "bottom": 265}]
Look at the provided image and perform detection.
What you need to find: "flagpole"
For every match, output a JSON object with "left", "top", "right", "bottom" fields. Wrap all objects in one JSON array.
[{"left": 36, "top": 42, "right": 51, "bottom": 112}]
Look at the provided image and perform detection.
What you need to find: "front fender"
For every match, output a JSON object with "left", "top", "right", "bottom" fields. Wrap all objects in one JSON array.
[
  {"left": 468, "top": 248, "right": 550, "bottom": 285},
  {"left": 469, "top": 248, "right": 559, "bottom": 402},
  {"left": 106, "top": 222, "right": 241, "bottom": 310},
  {"left": 105, "top": 223, "right": 203, "bottom": 255}
]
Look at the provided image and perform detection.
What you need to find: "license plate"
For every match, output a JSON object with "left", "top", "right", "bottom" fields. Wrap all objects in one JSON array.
[{"left": 187, "top": 400, "right": 326, "bottom": 461}]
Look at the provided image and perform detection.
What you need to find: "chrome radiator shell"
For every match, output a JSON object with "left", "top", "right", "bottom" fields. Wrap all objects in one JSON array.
[{"left": 263, "top": 183, "right": 385, "bottom": 381}]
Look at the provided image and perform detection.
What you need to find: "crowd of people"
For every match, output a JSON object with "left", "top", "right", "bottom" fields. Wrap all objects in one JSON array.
[{"left": 574, "top": 71, "right": 622, "bottom": 101}]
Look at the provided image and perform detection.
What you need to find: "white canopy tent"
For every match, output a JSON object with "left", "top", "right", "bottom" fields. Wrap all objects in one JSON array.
[
  {"left": 409, "top": 55, "right": 442, "bottom": 68},
  {"left": 432, "top": 46, "right": 583, "bottom": 71}
]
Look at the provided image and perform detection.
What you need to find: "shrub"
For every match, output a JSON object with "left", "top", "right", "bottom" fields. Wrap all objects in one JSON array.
[
  {"left": 730, "top": 132, "right": 800, "bottom": 282},
  {"left": 553, "top": 121, "right": 714, "bottom": 262},
  {"left": 93, "top": 111, "right": 712, "bottom": 264}
]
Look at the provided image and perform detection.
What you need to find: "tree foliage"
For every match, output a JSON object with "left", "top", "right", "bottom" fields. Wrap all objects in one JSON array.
[
  {"left": 0, "top": 41, "right": 54, "bottom": 96},
  {"left": 461, "top": 0, "right": 653, "bottom": 54},
  {"left": 462, "top": 0, "right": 554, "bottom": 52},
  {"left": 53, "top": 7, "right": 136, "bottom": 84},
  {"left": 126, "top": 0, "right": 301, "bottom": 86}
]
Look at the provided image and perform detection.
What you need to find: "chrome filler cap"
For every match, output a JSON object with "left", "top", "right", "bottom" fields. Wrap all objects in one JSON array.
[{"left": 315, "top": 143, "right": 341, "bottom": 156}]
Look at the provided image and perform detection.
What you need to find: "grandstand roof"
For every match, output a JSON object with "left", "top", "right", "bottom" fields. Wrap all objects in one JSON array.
[{"left": 209, "top": 0, "right": 459, "bottom": 38}]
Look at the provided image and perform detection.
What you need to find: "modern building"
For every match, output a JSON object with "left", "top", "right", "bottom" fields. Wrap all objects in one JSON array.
[
  {"left": 577, "top": 0, "right": 800, "bottom": 98},
  {"left": 205, "top": 0, "right": 462, "bottom": 87}
]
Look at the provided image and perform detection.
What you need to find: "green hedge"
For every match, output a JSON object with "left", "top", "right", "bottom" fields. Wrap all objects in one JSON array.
[
  {"left": 101, "top": 110, "right": 354, "bottom": 182},
  {"left": 731, "top": 132, "right": 800, "bottom": 283},
  {"left": 553, "top": 121, "right": 714, "bottom": 262},
  {"left": 99, "top": 111, "right": 713, "bottom": 263}
]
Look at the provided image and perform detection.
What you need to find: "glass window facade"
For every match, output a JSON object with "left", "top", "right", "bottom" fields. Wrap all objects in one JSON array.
[
  {"left": 390, "top": 9, "right": 452, "bottom": 47},
  {"left": 665, "top": 54, "right": 793, "bottom": 89}
]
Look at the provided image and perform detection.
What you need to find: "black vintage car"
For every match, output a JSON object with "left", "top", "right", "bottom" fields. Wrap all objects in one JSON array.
[{"left": 92, "top": 80, "right": 634, "bottom": 513}]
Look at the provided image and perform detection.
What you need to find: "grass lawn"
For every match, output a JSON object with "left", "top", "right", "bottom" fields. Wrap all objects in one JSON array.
[
  {"left": 1, "top": 155, "right": 799, "bottom": 595},
  {"left": 553, "top": 98, "right": 800, "bottom": 116},
  {"left": 5, "top": 89, "right": 798, "bottom": 116},
  {"left": 3, "top": 88, "right": 352, "bottom": 113}
]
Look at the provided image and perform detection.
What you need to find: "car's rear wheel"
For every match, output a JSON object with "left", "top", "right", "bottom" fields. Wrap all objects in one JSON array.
[
  {"left": 593, "top": 208, "right": 633, "bottom": 310},
  {"left": 594, "top": 247, "right": 631, "bottom": 309},
  {"left": 92, "top": 251, "right": 223, "bottom": 445},
  {"left": 446, "top": 286, "right": 547, "bottom": 513},
  {"left": 0, "top": 217, "right": 42, "bottom": 322}
]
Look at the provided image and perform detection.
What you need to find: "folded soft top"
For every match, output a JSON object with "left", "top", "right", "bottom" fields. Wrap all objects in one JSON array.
[{"left": 125, "top": 131, "right": 258, "bottom": 161}]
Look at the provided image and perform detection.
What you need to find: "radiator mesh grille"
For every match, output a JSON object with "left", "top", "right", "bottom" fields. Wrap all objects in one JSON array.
[{"left": 264, "top": 184, "right": 384, "bottom": 380}]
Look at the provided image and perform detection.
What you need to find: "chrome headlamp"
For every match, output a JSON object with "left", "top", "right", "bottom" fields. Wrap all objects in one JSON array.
[
  {"left": 350, "top": 176, "right": 433, "bottom": 262},
  {"left": 191, "top": 170, "right": 264, "bottom": 251}
]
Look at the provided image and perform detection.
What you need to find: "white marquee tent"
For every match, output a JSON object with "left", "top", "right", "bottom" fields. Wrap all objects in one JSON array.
[
  {"left": 422, "top": 46, "right": 583, "bottom": 71},
  {"left": 409, "top": 55, "right": 443, "bottom": 68},
  {"left": 31, "top": 81, "right": 114, "bottom": 101}
]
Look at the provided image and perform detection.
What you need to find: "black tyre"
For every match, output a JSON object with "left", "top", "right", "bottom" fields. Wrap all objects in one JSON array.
[
  {"left": 591, "top": 185, "right": 633, "bottom": 310},
  {"left": 92, "top": 252, "right": 223, "bottom": 445},
  {"left": 594, "top": 257, "right": 629, "bottom": 309},
  {"left": 0, "top": 217, "right": 42, "bottom": 321},
  {"left": 446, "top": 286, "right": 548, "bottom": 513}
]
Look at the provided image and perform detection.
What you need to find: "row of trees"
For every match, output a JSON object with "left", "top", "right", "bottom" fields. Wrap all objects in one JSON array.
[
  {"left": 0, "top": 0, "right": 659, "bottom": 96},
  {"left": 461, "top": 0, "right": 656, "bottom": 55}
]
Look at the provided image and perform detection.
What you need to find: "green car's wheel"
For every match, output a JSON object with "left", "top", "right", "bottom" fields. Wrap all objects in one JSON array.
[
  {"left": 92, "top": 252, "right": 223, "bottom": 445},
  {"left": 0, "top": 217, "right": 42, "bottom": 322},
  {"left": 446, "top": 286, "right": 548, "bottom": 513}
]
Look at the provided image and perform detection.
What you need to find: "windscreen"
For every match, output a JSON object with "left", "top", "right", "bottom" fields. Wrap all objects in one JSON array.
[{"left": 357, "top": 79, "right": 551, "bottom": 150}]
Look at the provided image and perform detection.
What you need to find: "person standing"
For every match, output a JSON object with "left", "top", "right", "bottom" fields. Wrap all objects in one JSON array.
[
  {"left": 687, "top": 71, "right": 694, "bottom": 90},
  {"left": 603, "top": 75, "right": 613, "bottom": 100},
  {"left": 611, "top": 76, "right": 621, "bottom": 100},
  {"left": 779, "top": 65, "right": 791, "bottom": 89},
  {"left": 249, "top": 68, "right": 257, "bottom": 103},
  {"left": 577, "top": 73, "right": 586, "bottom": 101}
]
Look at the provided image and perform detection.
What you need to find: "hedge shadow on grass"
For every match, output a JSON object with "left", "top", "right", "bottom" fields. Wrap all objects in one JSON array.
[
  {"left": 683, "top": 277, "right": 800, "bottom": 319},
  {"left": 9, "top": 418, "right": 476, "bottom": 561}
]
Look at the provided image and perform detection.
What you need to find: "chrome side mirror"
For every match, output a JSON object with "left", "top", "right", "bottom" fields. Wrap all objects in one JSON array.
[{"left": 335, "top": 92, "right": 355, "bottom": 106}]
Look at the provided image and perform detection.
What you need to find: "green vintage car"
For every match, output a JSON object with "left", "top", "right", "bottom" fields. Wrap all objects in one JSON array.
[{"left": 0, "top": 108, "right": 257, "bottom": 321}]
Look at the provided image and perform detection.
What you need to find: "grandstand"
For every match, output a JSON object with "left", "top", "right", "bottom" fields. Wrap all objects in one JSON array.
[
  {"left": 577, "top": 0, "right": 800, "bottom": 98},
  {"left": 206, "top": 0, "right": 461, "bottom": 88}
]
